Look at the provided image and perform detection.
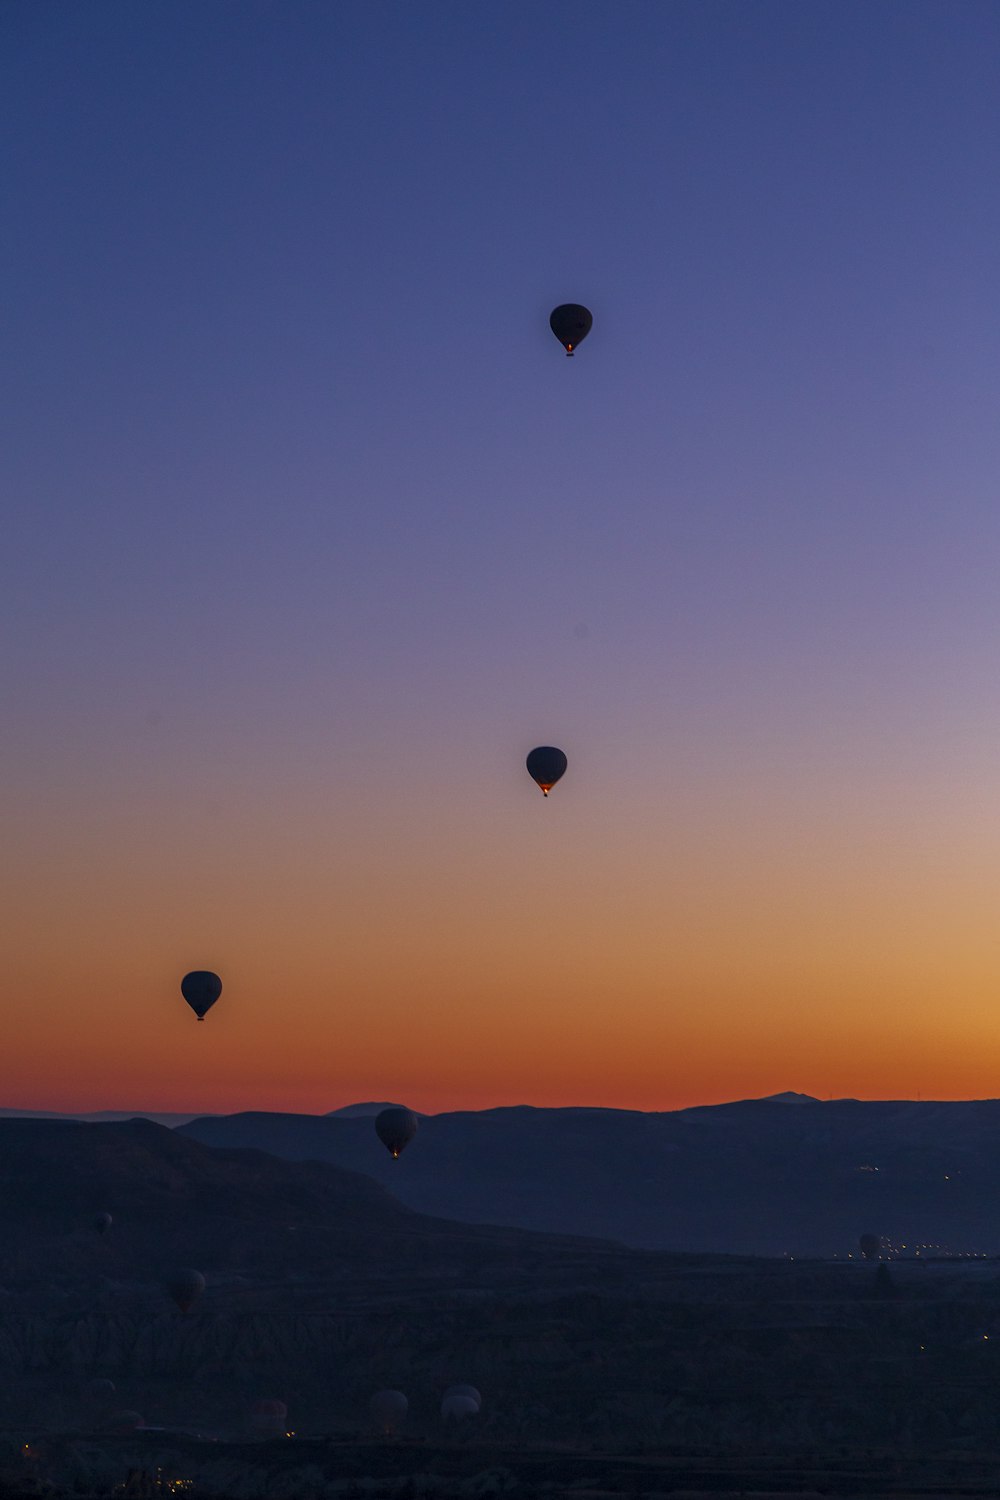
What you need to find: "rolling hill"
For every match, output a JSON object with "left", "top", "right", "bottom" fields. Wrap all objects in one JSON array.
[{"left": 180, "top": 1094, "right": 1000, "bottom": 1256}]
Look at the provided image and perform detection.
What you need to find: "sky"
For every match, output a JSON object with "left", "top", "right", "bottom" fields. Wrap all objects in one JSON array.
[{"left": 4, "top": 0, "right": 1000, "bottom": 1115}]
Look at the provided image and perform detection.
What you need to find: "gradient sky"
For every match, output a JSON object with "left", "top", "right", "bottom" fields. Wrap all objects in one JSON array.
[{"left": 4, "top": 0, "right": 1000, "bottom": 1115}]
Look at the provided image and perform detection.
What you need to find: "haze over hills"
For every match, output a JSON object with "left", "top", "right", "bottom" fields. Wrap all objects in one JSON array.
[
  {"left": 180, "top": 1094, "right": 1000, "bottom": 1257},
  {"left": 0, "top": 1107, "right": 207, "bottom": 1126},
  {"left": 10, "top": 1093, "right": 1000, "bottom": 1257}
]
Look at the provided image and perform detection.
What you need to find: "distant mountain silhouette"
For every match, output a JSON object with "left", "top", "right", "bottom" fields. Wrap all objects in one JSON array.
[
  {"left": 325, "top": 1101, "right": 413, "bottom": 1118},
  {"left": 752, "top": 1091, "right": 821, "bottom": 1104},
  {"left": 0, "top": 1107, "right": 207, "bottom": 1125},
  {"left": 181, "top": 1096, "right": 1000, "bottom": 1256}
]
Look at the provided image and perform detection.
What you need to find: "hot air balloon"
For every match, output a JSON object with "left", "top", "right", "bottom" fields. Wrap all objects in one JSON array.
[
  {"left": 181, "top": 971, "right": 222, "bottom": 1021},
  {"left": 443, "top": 1384, "right": 481, "bottom": 1409},
  {"left": 370, "top": 1389, "right": 408, "bottom": 1434},
  {"left": 375, "top": 1108, "right": 418, "bottom": 1160},
  {"left": 549, "top": 304, "right": 592, "bottom": 356},
  {"left": 85, "top": 1377, "right": 116, "bottom": 1400},
  {"left": 859, "top": 1233, "right": 882, "bottom": 1262},
  {"left": 526, "top": 746, "right": 567, "bottom": 797},
  {"left": 251, "top": 1399, "right": 288, "bottom": 1435},
  {"left": 166, "top": 1268, "right": 205, "bottom": 1313},
  {"left": 93, "top": 1212, "right": 112, "bottom": 1236},
  {"left": 442, "top": 1393, "right": 480, "bottom": 1420}
]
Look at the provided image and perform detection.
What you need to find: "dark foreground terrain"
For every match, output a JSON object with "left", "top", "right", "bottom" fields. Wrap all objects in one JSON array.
[
  {"left": 9, "top": 1432, "right": 1000, "bottom": 1500},
  {"left": 4, "top": 1120, "right": 1000, "bottom": 1496}
]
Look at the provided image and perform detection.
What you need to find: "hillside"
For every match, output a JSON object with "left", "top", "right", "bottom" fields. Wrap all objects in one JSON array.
[
  {"left": 181, "top": 1095, "right": 1000, "bottom": 1255},
  {"left": 0, "top": 1117, "right": 639, "bottom": 1291}
]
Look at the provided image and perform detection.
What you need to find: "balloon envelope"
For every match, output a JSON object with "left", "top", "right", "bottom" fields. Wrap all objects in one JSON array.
[
  {"left": 93, "top": 1212, "right": 113, "bottom": 1235},
  {"left": 370, "top": 1389, "right": 408, "bottom": 1432},
  {"left": 444, "top": 1384, "right": 481, "bottom": 1409},
  {"left": 442, "top": 1393, "right": 480, "bottom": 1420},
  {"left": 181, "top": 971, "right": 222, "bottom": 1020},
  {"left": 375, "top": 1107, "right": 418, "bottom": 1159},
  {"left": 526, "top": 746, "right": 567, "bottom": 796},
  {"left": 166, "top": 1268, "right": 206, "bottom": 1312},
  {"left": 549, "top": 303, "right": 592, "bottom": 355},
  {"left": 85, "top": 1378, "right": 116, "bottom": 1399}
]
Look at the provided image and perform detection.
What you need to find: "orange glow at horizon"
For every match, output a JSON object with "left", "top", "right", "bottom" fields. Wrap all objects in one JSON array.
[
  {"left": 6, "top": 704, "right": 1000, "bottom": 1119},
  {"left": 8, "top": 0, "right": 1000, "bottom": 1138}
]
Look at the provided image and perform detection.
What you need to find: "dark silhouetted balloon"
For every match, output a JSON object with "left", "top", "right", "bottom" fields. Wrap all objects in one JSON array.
[
  {"left": 375, "top": 1107, "right": 418, "bottom": 1160},
  {"left": 526, "top": 746, "right": 567, "bottom": 797},
  {"left": 370, "top": 1389, "right": 408, "bottom": 1433},
  {"left": 549, "top": 304, "right": 592, "bottom": 356},
  {"left": 251, "top": 1399, "right": 287, "bottom": 1434},
  {"left": 166, "top": 1268, "right": 205, "bottom": 1313},
  {"left": 859, "top": 1233, "right": 882, "bottom": 1262},
  {"left": 181, "top": 971, "right": 222, "bottom": 1021},
  {"left": 93, "top": 1212, "right": 112, "bottom": 1236}
]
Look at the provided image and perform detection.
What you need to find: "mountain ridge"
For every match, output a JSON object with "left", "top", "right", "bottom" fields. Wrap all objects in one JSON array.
[{"left": 180, "top": 1095, "right": 1000, "bottom": 1256}]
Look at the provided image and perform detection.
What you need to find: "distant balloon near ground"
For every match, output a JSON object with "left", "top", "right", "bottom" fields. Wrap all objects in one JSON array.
[
  {"left": 859, "top": 1233, "right": 882, "bottom": 1261},
  {"left": 370, "top": 1389, "right": 408, "bottom": 1434},
  {"left": 442, "top": 1393, "right": 480, "bottom": 1420},
  {"left": 85, "top": 1377, "right": 116, "bottom": 1400},
  {"left": 375, "top": 1107, "right": 418, "bottom": 1159},
  {"left": 166, "top": 1268, "right": 205, "bottom": 1312},
  {"left": 443, "top": 1384, "right": 482, "bottom": 1409},
  {"left": 549, "top": 303, "right": 592, "bottom": 356},
  {"left": 93, "top": 1212, "right": 112, "bottom": 1235},
  {"left": 526, "top": 746, "right": 567, "bottom": 797},
  {"left": 181, "top": 970, "right": 222, "bottom": 1021}
]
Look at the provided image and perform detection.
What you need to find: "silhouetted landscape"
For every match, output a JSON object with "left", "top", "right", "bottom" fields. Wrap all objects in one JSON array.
[
  {"left": 181, "top": 1094, "right": 1000, "bottom": 1258},
  {"left": 5, "top": 1112, "right": 1000, "bottom": 1495}
]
